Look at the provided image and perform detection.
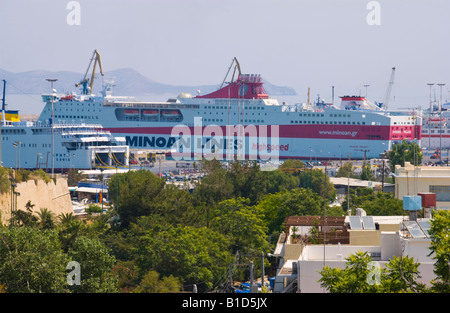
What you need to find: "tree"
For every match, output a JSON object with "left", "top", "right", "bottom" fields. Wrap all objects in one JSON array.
[
  {"left": 67, "top": 169, "right": 87, "bottom": 187},
  {"left": 133, "top": 217, "right": 234, "bottom": 292},
  {"left": 67, "top": 236, "right": 119, "bottom": 293},
  {"left": 0, "top": 227, "right": 70, "bottom": 292},
  {"left": 153, "top": 183, "right": 202, "bottom": 227},
  {"left": 360, "top": 163, "right": 375, "bottom": 181},
  {"left": 37, "top": 207, "right": 56, "bottom": 229},
  {"left": 257, "top": 169, "right": 299, "bottom": 195},
  {"left": 134, "top": 270, "right": 181, "bottom": 293},
  {"left": 298, "top": 169, "right": 336, "bottom": 202},
  {"left": 257, "top": 188, "right": 325, "bottom": 235},
  {"left": 192, "top": 160, "right": 233, "bottom": 209},
  {"left": 227, "top": 161, "right": 264, "bottom": 205},
  {"left": 428, "top": 209, "right": 450, "bottom": 292},
  {"left": 382, "top": 255, "right": 426, "bottom": 293},
  {"left": 209, "top": 198, "right": 269, "bottom": 257},
  {"left": 12, "top": 200, "right": 38, "bottom": 227},
  {"left": 341, "top": 188, "right": 403, "bottom": 216},
  {"left": 319, "top": 251, "right": 425, "bottom": 293},
  {"left": 387, "top": 140, "right": 422, "bottom": 172},
  {"left": 336, "top": 162, "right": 359, "bottom": 179},
  {"left": 107, "top": 170, "right": 165, "bottom": 227}
]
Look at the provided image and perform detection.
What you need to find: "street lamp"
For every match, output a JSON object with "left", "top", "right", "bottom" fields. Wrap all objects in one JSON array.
[
  {"left": 13, "top": 141, "right": 21, "bottom": 170},
  {"left": 363, "top": 84, "right": 370, "bottom": 98},
  {"left": 427, "top": 83, "right": 434, "bottom": 150},
  {"left": 46, "top": 78, "right": 57, "bottom": 177}
]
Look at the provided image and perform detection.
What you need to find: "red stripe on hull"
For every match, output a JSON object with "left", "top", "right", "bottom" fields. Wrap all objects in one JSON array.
[{"left": 105, "top": 124, "right": 421, "bottom": 141}]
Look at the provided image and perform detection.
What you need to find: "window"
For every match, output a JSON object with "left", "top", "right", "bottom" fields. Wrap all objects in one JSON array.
[{"left": 430, "top": 185, "right": 450, "bottom": 201}]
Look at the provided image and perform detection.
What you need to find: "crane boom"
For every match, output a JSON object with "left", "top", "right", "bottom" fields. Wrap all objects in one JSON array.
[
  {"left": 220, "top": 57, "right": 241, "bottom": 89},
  {"left": 75, "top": 49, "right": 104, "bottom": 95},
  {"left": 383, "top": 67, "right": 395, "bottom": 110}
]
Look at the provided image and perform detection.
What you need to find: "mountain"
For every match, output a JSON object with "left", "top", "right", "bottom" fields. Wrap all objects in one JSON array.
[{"left": 0, "top": 68, "right": 297, "bottom": 97}]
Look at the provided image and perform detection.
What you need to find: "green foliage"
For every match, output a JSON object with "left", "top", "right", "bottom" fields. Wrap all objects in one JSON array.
[
  {"left": 257, "top": 188, "right": 324, "bottom": 235},
  {"left": 37, "top": 208, "right": 56, "bottom": 229},
  {"left": 298, "top": 169, "right": 336, "bottom": 202},
  {"left": 67, "top": 236, "right": 119, "bottom": 293},
  {"left": 86, "top": 204, "right": 102, "bottom": 215},
  {"left": 428, "top": 210, "right": 450, "bottom": 292},
  {"left": 0, "top": 167, "right": 12, "bottom": 194},
  {"left": 210, "top": 198, "right": 269, "bottom": 256},
  {"left": 387, "top": 140, "right": 422, "bottom": 172},
  {"left": 133, "top": 217, "right": 233, "bottom": 292},
  {"left": 279, "top": 159, "right": 304, "bottom": 169},
  {"left": 0, "top": 227, "right": 70, "bottom": 292},
  {"left": 257, "top": 169, "right": 299, "bottom": 195},
  {"left": 360, "top": 163, "right": 375, "bottom": 181},
  {"left": 341, "top": 188, "right": 403, "bottom": 216},
  {"left": 30, "top": 169, "right": 52, "bottom": 184},
  {"left": 336, "top": 162, "right": 359, "bottom": 179},
  {"left": 319, "top": 251, "right": 425, "bottom": 293},
  {"left": 108, "top": 169, "right": 165, "bottom": 227},
  {"left": 67, "top": 169, "right": 88, "bottom": 187},
  {"left": 134, "top": 270, "right": 181, "bottom": 293}
]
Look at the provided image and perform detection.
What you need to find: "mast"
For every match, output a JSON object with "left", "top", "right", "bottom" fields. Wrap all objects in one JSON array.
[{"left": 1, "top": 80, "right": 5, "bottom": 124}]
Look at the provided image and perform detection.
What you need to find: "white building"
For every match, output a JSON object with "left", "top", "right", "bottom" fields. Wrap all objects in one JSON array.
[{"left": 271, "top": 214, "right": 436, "bottom": 293}]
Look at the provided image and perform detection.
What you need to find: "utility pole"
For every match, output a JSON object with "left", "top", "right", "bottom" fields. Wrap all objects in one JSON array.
[
  {"left": 261, "top": 252, "right": 265, "bottom": 290},
  {"left": 249, "top": 261, "right": 254, "bottom": 292},
  {"left": 46, "top": 78, "right": 57, "bottom": 177},
  {"left": 427, "top": 83, "right": 434, "bottom": 150},
  {"left": 1, "top": 79, "right": 6, "bottom": 167},
  {"left": 438, "top": 83, "right": 445, "bottom": 162}
]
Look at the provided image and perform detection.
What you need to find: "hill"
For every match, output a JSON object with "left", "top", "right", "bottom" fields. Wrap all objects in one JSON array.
[{"left": 0, "top": 67, "right": 297, "bottom": 98}]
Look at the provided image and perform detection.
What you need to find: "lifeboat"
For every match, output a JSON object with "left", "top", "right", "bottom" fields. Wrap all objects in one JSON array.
[
  {"left": 161, "top": 110, "right": 181, "bottom": 118},
  {"left": 142, "top": 109, "right": 159, "bottom": 116},
  {"left": 426, "top": 117, "right": 446, "bottom": 127},
  {"left": 61, "top": 94, "right": 74, "bottom": 101},
  {"left": 124, "top": 109, "right": 139, "bottom": 116}
]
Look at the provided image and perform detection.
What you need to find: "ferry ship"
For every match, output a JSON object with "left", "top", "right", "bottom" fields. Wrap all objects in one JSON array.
[
  {"left": 421, "top": 103, "right": 450, "bottom": 152},
  {"left": 35, "top": 54, "right": 422, "bottom": 161},
  {"left": 1, "top": 120, "right": 130, "bottom": 171},
  {"left": 1, "top": 81, "right": 129, "bottom": 171}
]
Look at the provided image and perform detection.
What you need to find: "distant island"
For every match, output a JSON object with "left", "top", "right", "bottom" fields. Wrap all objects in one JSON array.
[{"left": 0, "top": 67, "right": 297, "bottom": 98}]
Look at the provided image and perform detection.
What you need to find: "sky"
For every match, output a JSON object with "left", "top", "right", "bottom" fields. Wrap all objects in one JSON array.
[{"left": 1, "top": 0, "right": 450, "bottom": 109}]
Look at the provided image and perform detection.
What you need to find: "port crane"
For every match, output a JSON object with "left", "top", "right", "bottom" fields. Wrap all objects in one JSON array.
[
  {"left": 382, "top": 67, "right": 396, "bottom": 110},
  {"left": 220, "top": 57, "right": 242, "bottom": 89},
  {"left": 75, "top": 49, "right": 104, "bottom": 95}
]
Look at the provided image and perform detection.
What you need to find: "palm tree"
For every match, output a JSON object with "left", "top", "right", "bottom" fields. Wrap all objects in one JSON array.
[
  {"left": 58, "top": 212, "right": 76, "bottom": 225},
  {"left": 37, "top": 208, "right": 56, "bottom": 229}
]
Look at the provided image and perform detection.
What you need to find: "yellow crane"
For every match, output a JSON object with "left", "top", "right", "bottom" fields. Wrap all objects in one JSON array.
[{"left": 75, "top": 49, "right": 104, "bottom": 95}]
